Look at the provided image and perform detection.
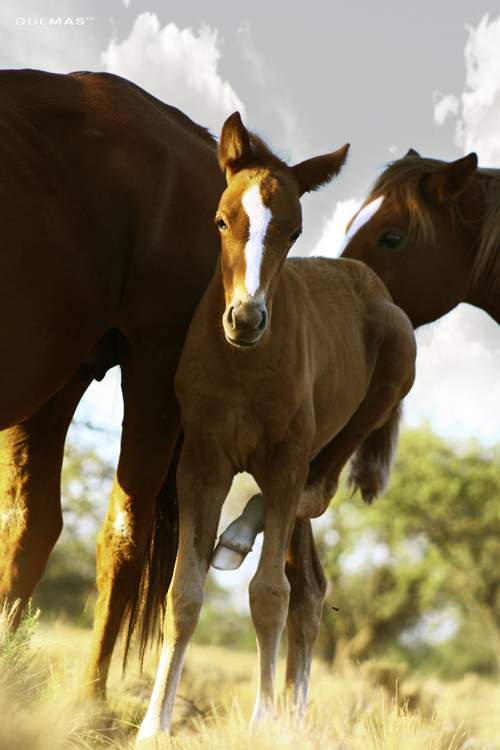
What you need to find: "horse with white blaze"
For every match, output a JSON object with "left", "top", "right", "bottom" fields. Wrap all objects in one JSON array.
[{"left": 138, "top": 112, "right": 416, "bottom": 739}]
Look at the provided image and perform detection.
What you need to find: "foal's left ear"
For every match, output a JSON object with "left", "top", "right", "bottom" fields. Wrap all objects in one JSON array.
[
  {"left": 422, "top": 152, "right": 478, "bottom": 203},
  {"left": 291, "top": 144, "right": 349, "bottom": 197},
  {"left": 219, "top": 112, "right": 252, "bottom": 179}
]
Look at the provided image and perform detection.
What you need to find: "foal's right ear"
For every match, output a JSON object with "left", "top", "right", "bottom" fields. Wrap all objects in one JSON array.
[{"left": 219, "top": 112, "right": 252, "bottom": 179}]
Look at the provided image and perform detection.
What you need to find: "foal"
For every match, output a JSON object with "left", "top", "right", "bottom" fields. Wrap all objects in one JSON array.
[{"left": 138, "top": 113, "right": 416, "bottom": 739}]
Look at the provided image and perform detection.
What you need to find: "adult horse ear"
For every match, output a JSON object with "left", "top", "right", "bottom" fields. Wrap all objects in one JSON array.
[
  {"left": 421, "top": 152, "right": 478, "bottom": 203},
  {"left": 291, "top": 144, "right": 349, "bottom": 197},
  {"left": 219, "top": 112, "right": 252, "bottom": 180},
  {"left": 405, "top": 148, "right": 420, "bottom": 158}
]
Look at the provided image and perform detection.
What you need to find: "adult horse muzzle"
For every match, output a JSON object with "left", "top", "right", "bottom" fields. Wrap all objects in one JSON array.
[{"left": 223, "top": 299, "right": 268, "bottom": 347}]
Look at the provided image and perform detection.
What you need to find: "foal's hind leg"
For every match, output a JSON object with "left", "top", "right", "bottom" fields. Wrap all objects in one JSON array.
[
  {"left": 0, "top": 372, "right": 88, "bottom": 626},
  {"left": 303, "top": 310, "right": 415, "bottom": 508},
  {"left": 211, "top": 492, "right": 264, "bottom": 570},
  {"left": 284, "top": 519, "right": 326, "bottom": 718}
]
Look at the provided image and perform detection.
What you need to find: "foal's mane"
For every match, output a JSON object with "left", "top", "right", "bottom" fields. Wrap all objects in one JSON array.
[
  {"left": 365, "top": 155, "right": 500, "bottom": 293},
  {"left": 246, "top": 131, "right": 289, "bottom": 174}
]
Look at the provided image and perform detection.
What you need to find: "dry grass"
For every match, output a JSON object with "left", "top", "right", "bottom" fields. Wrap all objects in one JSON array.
[{"left": 0, "top": 609, "right": 499, "bottom": 750}]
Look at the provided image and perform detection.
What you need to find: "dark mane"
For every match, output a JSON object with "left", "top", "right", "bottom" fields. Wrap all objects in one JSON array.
[
  {"left": 365, "top": 155, "right": 500, "bottom": 293},
  {"left": 365, "top": 155, "right": 444, "bottom": 244}
]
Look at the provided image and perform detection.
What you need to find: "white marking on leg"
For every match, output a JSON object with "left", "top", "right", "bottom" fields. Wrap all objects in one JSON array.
[
  {"left": 242, "top": 184, "right": 272, "bottom": 296},
  {"left": 339, "top": 195, "right": 384, "bottom": 252},
  {"left": 113, "top": 510, "right": 129, "bottom": 538},
  {"left": 0, "top": 505, "right": 25, "bottom": 534},
  {"left": 137, "top": 640, "right": 188, "bottom": 741}
]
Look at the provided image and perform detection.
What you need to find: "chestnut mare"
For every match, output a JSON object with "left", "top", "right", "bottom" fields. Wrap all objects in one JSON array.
[
  {"left": 340, "top": 149, "right": 500, "bottom": 328},
  {"left": 138, "top": 113, "right": 416, "bottom": 738},
  {"left": 0, "top": 69, "right": 225, "bottom": 697}
]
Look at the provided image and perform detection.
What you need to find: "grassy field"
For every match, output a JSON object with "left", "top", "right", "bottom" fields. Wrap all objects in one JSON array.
[{"left": 1, "top": 605, "right": 500, "bottom": 749}]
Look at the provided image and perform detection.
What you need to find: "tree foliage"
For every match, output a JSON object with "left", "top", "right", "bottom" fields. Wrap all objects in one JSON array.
[
  {"left": 32, "top": 438, "right": 114, "bottom": 623},
  {"left": 316, "top": 424, "right": 500, "bottom": 676}
]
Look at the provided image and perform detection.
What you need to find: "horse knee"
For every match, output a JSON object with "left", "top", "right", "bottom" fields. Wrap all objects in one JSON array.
[
  {"left": 249, "top": 573, "right": 290, "bottom": 633},
  {"left": 169, "top": 582, "right": 204, "bottom": 641}
]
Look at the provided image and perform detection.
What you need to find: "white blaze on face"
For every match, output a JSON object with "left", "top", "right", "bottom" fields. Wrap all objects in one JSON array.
[
  {"left": 339, "top": 195, "right": 384, "bottom": 253},
  {"left": 241, "top": 183, "right": 272, "bottom": 297}
]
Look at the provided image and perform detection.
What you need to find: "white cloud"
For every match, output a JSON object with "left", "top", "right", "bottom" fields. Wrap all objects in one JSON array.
[
  {"left": 309, "top": 198, "right": 359, "bottom": 258},
  {"left": 434, "top": 13, "right": 500, "bottom": 165},
  {"left": 236, "top": 22, "right": 306, "bottom": 159},
  {"left": 101, "top": 14, "right": 245, "bottom": 131},
  {"left": 433, "top": 92, "right": 459, "bottom": 126},
  {"left": 405, "top": 305, "right": 500, "bottom": 445}
]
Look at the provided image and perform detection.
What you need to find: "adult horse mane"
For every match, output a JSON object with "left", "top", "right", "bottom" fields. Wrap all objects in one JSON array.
[
  {"left": 340, "top": 149, "right": 500, "bottom": 328},
  {"left": 0, "top": 68, "right": 226, "bottom": 698},
  {"left": 368, "top": 152, "right": 500, "bottom": 293}
]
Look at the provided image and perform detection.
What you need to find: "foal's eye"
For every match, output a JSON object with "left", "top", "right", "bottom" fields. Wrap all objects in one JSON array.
[
  {"left": 378, "top": 231, "right": 404, "bottom": 251},
  {"left": 289, "top": 229, "right": 302, "bottom": 244},
  {"left": 216, "top": 216, "right": 228, "bottom": 231}
]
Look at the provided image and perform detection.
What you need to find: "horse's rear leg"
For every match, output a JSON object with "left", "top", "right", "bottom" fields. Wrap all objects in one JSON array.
[
  {"left": 284, "top": 519, "right": 326, "bottom": 718},
  {"left": 138, "top": 441, "right": 234, "bottom": 740},
  {"left": 211, "top": 492, "right": 264, "bottom": 570},
  {"left": 304, "top": 318, "right": 415, "bottom": 509},
  {"left": 346, "top": 402, "right": 402, "bottom": 502},
  {"left": 0, "top": 372, "right": 88, "bottom": 625},
  {"left": 85, "top": 343, "right": 186, "bottom": 699}
]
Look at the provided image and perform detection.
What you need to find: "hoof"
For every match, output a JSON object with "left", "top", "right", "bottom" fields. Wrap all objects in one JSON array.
[{"left": 211, "top": 539, "right": 252, "bottom": 570}]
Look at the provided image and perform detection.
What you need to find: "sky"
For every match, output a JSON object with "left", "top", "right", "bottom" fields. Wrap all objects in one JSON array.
[{"left": 4, "top": 0, "right": 500, "bottom": 462}]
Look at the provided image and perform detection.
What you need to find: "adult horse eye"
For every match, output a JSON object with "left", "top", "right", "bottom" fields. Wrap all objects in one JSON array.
[
  {"left": 378, "top": 231, "right": 403, "bottom": 251},
  {"left": 216, "top": 216, "right": 228, "bottom": 230},
  {"left": 289, "top": 229, "right": 302, "bottom": 244}
]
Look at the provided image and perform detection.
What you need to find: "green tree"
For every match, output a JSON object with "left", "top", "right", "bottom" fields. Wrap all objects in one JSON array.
[
  {"left": 33, "top": 438, "right": 114, "bottom": 623},
  {"left": 316, "top": 425, "right": 500, "bottom": 675}
]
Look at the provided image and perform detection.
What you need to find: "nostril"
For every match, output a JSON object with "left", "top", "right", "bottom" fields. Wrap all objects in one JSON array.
[
  {"left": 257, "top": 308, "right": 267, "bottom": 333},
  {"left": 226, "top": 305, "right": 235, "bottom": 330}
]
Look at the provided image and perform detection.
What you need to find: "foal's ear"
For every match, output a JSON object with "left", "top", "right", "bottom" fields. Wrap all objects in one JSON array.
[
  {"left": 405, "top": 148, "right": 421, "bottom": 158},
  {"left": 291, "top": 144, "right": 350, "bottom": 197},
  {"left": 421, "top": 152, "right": 478, "bottom": 203},
  {"left": 219, "top": 112, "right": 252, "bottom": 179}
]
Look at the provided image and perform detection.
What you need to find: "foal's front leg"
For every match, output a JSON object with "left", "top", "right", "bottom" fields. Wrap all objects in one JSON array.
[
  {"left": 248, "top": 461, "right": 309, "bottom": 725},
  {"left": 137, "top": 441, "right": 234, "bottom": 741}
]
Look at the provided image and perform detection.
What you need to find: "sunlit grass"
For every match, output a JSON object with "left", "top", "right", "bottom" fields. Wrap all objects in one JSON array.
[{"left": 1, "top": 612, "right": 499, "bottom": 749}]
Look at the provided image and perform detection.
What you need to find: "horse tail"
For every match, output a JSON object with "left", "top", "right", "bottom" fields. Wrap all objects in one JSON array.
[
  {"left": 122, "top": 429, "right": 183, "bottom": 670},
  {"left": 346, "top": 402, "right": 402, "bottom": 505}
]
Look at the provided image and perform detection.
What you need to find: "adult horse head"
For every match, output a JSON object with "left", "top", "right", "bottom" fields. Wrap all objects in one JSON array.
[
  {"left": 340, "top": 149, "right": 500, "bottom": 328},
  {"left": 217, "top": 112, "right": 349, "bottom": 347}
]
